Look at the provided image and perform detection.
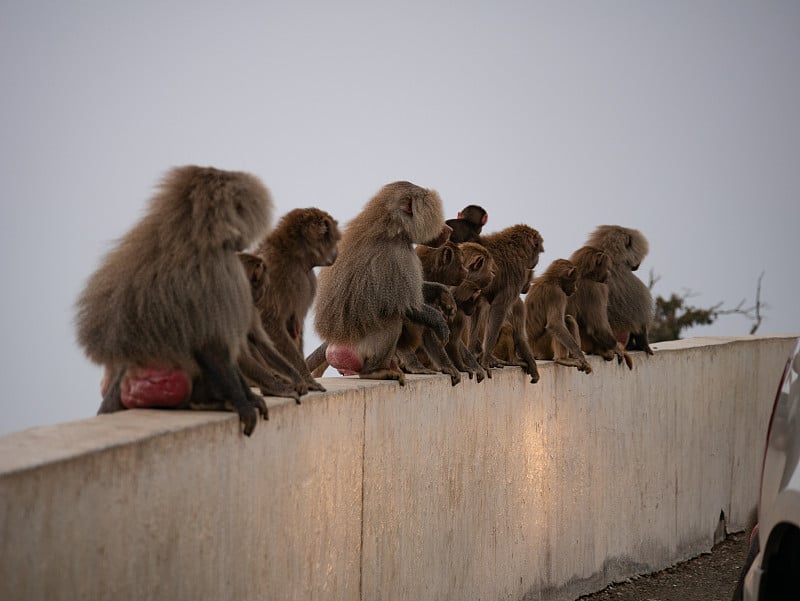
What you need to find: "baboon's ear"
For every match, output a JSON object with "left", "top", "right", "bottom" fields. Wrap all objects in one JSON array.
[
  {"left": 471, "top": 256, "right": 485, "bottom": 271},
  {"left": 402, "top": 196, "right": 414, "bottom": 215},
  {"left": 441, "top": 246, "right": 453, "bottom": 265}
]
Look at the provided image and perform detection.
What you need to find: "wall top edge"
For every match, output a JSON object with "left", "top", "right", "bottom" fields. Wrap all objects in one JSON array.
[{"left": 1, "top": 335, "right": 796, "bottom": 478}]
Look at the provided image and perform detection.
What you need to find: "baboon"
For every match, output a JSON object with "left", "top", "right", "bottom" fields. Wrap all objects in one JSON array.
[
  {"left": 312, "top": 181, "right": 450, "bottom": 384},
  {"left": 76, "top": 166, "right": 271, "bottom": 436},
  {"left": 254, "top": 208, "right": 341, "bottom": 392},
  {"left": 237, "top": 252, "right": 267, "bottom": 301},
  {"left": 492, "top": 269, "right": 535, "bottom": 365},
  {"left": 447, "top": 204, "right": 488, "bottom": 243},
  {"left": 415, "top": 241, "right": 468, "bottom": 286},
  {"left": 566, "top": 245, "right": 632, "bottom": 368},
  {"left": 237, "top": 252, "right": 308, "bottom": 401},
  {"left": 397, "top": 282, "right": 461, "bottom": 385},
  {"left": 476, "top": 225, "right": 543, "bottom": 383},
  {"left": 525, "top": 258, "right": 592, "bottom": 373},
  {"left": 445, "top": 242, "right": 496, "bottom": 382},
  {"left": 584, "top": 225, "right": 654, "bottom": 354}
]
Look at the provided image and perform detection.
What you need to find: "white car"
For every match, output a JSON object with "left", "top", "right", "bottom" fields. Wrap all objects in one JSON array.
[{"left": 738, "top": 337, "right": 800, "bottom": 600}]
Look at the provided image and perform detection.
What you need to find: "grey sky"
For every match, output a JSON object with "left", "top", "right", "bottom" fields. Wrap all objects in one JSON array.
[{"left": 1, "top": 2, "right": 798, "bottom": 436}]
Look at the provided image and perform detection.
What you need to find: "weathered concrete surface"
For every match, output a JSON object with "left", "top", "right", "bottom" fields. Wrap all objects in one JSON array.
[{"left": 0, "top": 335, "right": 796, "bottom": 601}]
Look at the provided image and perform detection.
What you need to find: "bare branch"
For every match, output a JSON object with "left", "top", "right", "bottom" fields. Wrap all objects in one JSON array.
[
  {"left": 648, "top": 269, "right": 767, "bottom": 341},
  {"left": 647, "top": 268, "right": 661, "bottom": 291},
  {"left": 749, "top": 271, "right": 765, "bottom": 335}
]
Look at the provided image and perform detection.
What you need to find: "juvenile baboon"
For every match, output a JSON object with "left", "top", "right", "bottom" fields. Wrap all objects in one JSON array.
[
  {"left": 237, "top": 252, "right": 308, "bottom": 401},
  {"left": 76, "top": 166, "right": 272, "bottom": 436},
  {"left": 397, "top": 282, "right": 461, "bottom": 385},
  {"left": 415, "top": 241, "right": 468, "bottom": 286},
  {"left": 445, "top": 242, "right": 496, "bottom": 382},
  {"left": 525, "top": 258, "right": 592, "bottom": 373},
  {"left": 566, "top": 245, "right": 632, "bottom": 368},
  {"left": 447, "top": 204, "right": 488, "bottom": 243},
  {"left": 312, "top": 181, "right": 449, "bottom": 384},
  {"left": 492, "top": 269, "right": 534, "bottom": 365},
  {"left": 476, "top": 225, "right": 544, "bottom": 383},
  {"left": 584, "top": 225, "right": 654, "bottom": 354},
  {"left": 254, "top": 208, "right": 341, "bottom": 392}
]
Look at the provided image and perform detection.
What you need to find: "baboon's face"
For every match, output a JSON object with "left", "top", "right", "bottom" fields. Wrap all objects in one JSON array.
[
  {"left": 526, "top": 231, "right": 544, "bottom": 270},
  {"left": 309, "top": 213, "right": 341, "bottom": 267},
  {"left": 562, "top": 272, "right": 578, "bottom": 296}
]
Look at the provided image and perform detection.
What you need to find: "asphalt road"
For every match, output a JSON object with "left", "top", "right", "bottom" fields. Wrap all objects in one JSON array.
[{"left": 575, "top": 531, "right": 751, "bottom": 601}]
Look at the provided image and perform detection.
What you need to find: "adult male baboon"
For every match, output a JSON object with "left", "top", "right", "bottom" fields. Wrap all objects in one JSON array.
[
  {"left": 584, "top": 225, "right": 654, "bottom": 354},
  {"left": 566, "top": 245, "right": 632, "bottom": 368},
  {"left": 312, "top": 181, "right": 449, "bottom": 384},
  {"left": 254, "top": 208, "right": 340, "bottom": 392},
  {"left": 476, "top": 225, "right": 543, "bottom": 383},
  {"left": 76, "top": 166, "right": 271, "bottom": 435},
  {"left": 525, "top": 258, "right": 592, "bottom": 373}
]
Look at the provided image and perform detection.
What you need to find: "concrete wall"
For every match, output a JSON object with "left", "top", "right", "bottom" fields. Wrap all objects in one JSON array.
[{"left": 0, "top": 335, "right": 795, "bottom": 601}]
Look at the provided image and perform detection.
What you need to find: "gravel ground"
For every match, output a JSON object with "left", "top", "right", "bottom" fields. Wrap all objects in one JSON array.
[{"left": 575, "top": 531, "right": 751, "bottom": 601}]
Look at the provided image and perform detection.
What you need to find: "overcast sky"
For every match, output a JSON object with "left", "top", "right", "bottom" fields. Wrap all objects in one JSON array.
[{"left": 1, "top": 2, "right": 798, "bottom": 436}]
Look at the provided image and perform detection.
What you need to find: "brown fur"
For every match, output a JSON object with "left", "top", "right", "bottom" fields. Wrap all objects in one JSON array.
[
  {"left": 254, "top": 208, "right": 341, "bottom": 391},
  {"left": 584, "top": 225, "right": 654, "bottom": 354},
  {"left": 475, "top": 225, "right": 543, "bottom": 383},
  {"left": 492, "top": 269, "right": 535, "bottom": 365},
  {"left": 237, "top": 253, "right": 308, "bottom": 401},
  {"left": 566, "top": 246, "right": 632, "bottom": 368},
  {"left": 76, "top": 166, "right": 272, "bottom": 435},
  {"left": 446, "top": 242, "right": 496, "bottom": 382},
  {"left": 524, "top": 258, "right": 591, "bottom": 373},
  {"left": 415, "top": 241, "right": 468, "bottom": 286},
  {"left": 397, "top": 282, "right": 461, "bottom": 385},
  {"left": 313, "top": 181, "right": 448, "bottom": 383}
]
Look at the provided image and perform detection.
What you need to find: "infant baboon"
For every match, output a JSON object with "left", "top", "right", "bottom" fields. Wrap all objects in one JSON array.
[
  {"left": 477, "top": 225, "right": 544, "bottom": 383},
  {"left": 254, "top": 208, "right": 341, "bottom": 392},
  {"left": 238, "top": 252, "right": 267, "bottom": 302},
  {"left": 313, "top": 181, "right": 449, "bottom": 384},
  {"left": 447, "top": 204, "right": 488, "bottom": 243},
  {"left": 76, "top": 166, "right": 272, "bottom": 436},
  {"left": 237, "top": 252, "right": 308, "bottom": 401},
  {"left": 584, "top": 225, "right": 654, "bottom": 354},
  {"left": 566, "top": 245, "right": 632, "bottom": 368},
  {"left": 525, "top": 258, "right": 592, "bottom": 373}
]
